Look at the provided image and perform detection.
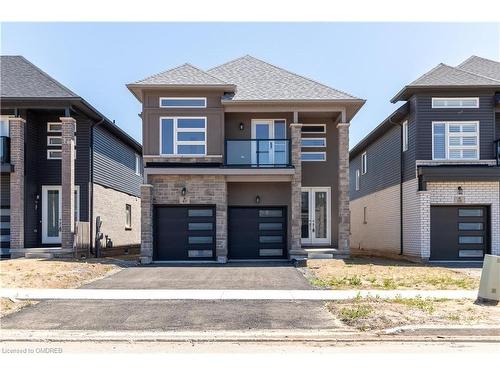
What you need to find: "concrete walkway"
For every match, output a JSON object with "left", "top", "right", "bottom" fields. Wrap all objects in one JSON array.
[{"left": 0, "top": 288, "right": 478, "bottom": 300}]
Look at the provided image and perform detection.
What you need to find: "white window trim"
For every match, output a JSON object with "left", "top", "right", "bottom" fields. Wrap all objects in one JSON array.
[
  {"left": 135, "top": 154, "right": 141, "bottom": 176},
  {"left": 301, "top": 124, "right": 326, "bottom": 134},
  {"left": 355, "top": 169, "right": 360, "bottom": 191},
  {"left": 159, "top": 116, "right": 207, "bottom": 157},
  {"left": 431, "top": 97, "right": 479, "bottom": 109},
  {"left": 301, "top": 137, "right": 327, "bottom": 148},
  {"left": 159, "top": 97, "right": 207, "bottom": 108},
  {"left": 361, "top": 152, "right": 367, "bottom": 174},
  {"left": 47, "top": 136, "right": 76, "bottom": 146},
  {"left": 0, "top": 115, "right": 13, "bottom": 137},
  {"left": 402, "top": 120, "right": 408, "bottom": 152},
  {"left": 47, "top": 122, "right": 62, "bottom": 133},
  {"left": 301, "top": 151, "right": 326, "bottom": 162},
  {"left": 47, "top": 150, "right": 62, "bottom": 160},
  {"left": 432, "top": 121, "right": 480, "bottom": 161}
]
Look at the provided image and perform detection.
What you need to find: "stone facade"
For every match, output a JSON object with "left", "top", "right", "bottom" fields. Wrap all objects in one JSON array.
[
  {"left": 289, "top": 123, "right": 303, "bottom": 255},
  {"left": 60, "top": 117, "right": 76, "bottom": 251},
  {"left": 350, "top": 183, "right": 401, "bottom": 254},
  {"left": 140, "top": 184, "right": 153, "bottom": 264},
  {"left": 93, "top": 183, "right": 141, "bottom": 250},
  {"left": 337, "top": 122, "right": 350, "bottom": 255},
  {"left": 9, "top": 117, "right": 25, "bottom": 250}
]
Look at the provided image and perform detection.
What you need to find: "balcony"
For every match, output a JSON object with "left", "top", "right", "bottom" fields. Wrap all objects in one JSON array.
[
  {"left": 0, "top": 136, "right": 10, "bottom": 164},
  {"left": 495, "top": 139, "right": 500, "bottom": 166},
  {"left": 224, "top": 139, "right": 291, "bottom": 167}
]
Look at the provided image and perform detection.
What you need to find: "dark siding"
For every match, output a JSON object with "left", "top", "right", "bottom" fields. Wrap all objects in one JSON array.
[
  {"left": 403, "top": 96, "right": 418, "bottom": 182},
  {"left": 415, "top": 92, "right": 496, "bottom": 161},
  {"left": 350, "top": 124, "right": 402, "bottom": 200},
  {"left": 496, "top": 112, "right": 500, "bottom": 140},
  {"left": 24, "top": 110, "right": 91, "bottom": 247},
  {"left": 93, "top": 125, "right": 142, "bottom": 197}
]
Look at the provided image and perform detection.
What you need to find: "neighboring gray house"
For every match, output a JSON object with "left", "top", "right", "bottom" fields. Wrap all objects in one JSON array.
[
  {"left": 0, "top": 56, "right": 142, "bottom": 258},
  {"left": 128, "top": 55, "right": 365, "bottom": 263},
  {"left": 349, "top": 56, "right": 500, "bottom": 262}
]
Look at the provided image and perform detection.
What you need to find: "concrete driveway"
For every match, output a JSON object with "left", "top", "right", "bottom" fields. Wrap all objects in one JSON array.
[{"left": 83, "top": 261, "right": 314, "bottom": 290}]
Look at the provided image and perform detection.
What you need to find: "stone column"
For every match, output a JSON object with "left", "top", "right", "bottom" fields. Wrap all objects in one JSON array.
[
  {"left": 140, "top": 183, "right": 153, "bottom": 264},
  {"left": 337, "top": 122, "right": 351, "bottom": 256},
  {"left": 60, "top": 117, "right": 75, "bottom": 251},
  {"left": 9, "top": 117, "right": 26, "bottom": 250},
  {"left": 289, "top": 123, "right": 304, "bottom": 257}
]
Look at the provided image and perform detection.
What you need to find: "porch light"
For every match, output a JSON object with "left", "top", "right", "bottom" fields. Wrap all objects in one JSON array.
[
  {"left": 239, "top": 122, "right": 244, "bottom": 131},
  {"left": 181, "top": 187, "right": 187, "bottom": 196},
  {"left": 457, "top": 186, "right": 463, "bottom": 195},
  {"left": 255, "top": 195, "right": 261, "bottom": 204}
]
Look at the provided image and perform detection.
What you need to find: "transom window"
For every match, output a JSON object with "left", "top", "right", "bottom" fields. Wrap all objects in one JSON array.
[
  {"left": 301, "top": 124, "right": 326, "bottom": 134},
  {"left": 432, "top": 97, "right": 479, "bottom": 109},
  {"left": 160, "top": 117, "right": 206, "bottom": 156},
  {"left": 301, "top": 138, "right": 326, "bottom": 147},
  {"left": 432, "top": 121, "right": 479, "bottom": 160},
  {"left": 159, "top": 97, "right": 206, "bottom": 108}
]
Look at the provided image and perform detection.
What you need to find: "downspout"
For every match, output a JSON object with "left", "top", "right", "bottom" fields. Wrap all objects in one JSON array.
[
  {"left": 388, "top": 116, "right": 404, "bottom": 256},
  {"left": 90, "top": 118, "right": 105, "bottom": 257}
]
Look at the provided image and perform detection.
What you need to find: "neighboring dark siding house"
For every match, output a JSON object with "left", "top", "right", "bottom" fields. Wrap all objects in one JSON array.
[
  {"left": 127, "top": 55, "right": 365, "bottom": 263},
  {"left": 349, "top": 55, "right": 500, "bottom": 262},
  {"left": 0, "top": 56, "right": 142, "bottom": 258}
]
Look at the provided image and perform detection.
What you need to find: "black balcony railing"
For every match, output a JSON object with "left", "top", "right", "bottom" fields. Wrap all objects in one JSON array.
[
  {"left": 495, "top": 139, "right": 500, "bottom": 166},
  {"left": 0, "top": 136, "right": 10, "bottom": 164},
  {"left": 224, "top": 139, "right": 291, "bottom": 167}
]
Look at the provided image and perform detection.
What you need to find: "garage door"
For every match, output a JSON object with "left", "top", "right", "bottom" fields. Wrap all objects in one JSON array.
[
  {"left": 154, "top": 205, "right": 216, "bottom": 261},
  {"left": 228, "top": 207, "right": 287, "bottom": 259},
  {"left": 430, "top": 206, "right": 489, "bottom": 261}
]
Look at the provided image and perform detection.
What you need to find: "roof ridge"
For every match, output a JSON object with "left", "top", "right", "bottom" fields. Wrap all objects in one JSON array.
[
  {"left": 207, "top": 54, "right": 253, "bottom": 72},
  {"left": 408, "top": 63, "right": 447, "bottom": 86},
  {"left": 210, "top": 54, "right": 359, "bottom": 100},
  {"left": 134, "top": 62, "right": 228, "bottom": 85},
  {"left": 13, "top": 56, "right": 79, "bottom": 98},
  {"left": 458, "top": 55, "right": 500, "bottom": 67},
  {"left": 184, "top": 63, "right": 231, "bottom": 84}
]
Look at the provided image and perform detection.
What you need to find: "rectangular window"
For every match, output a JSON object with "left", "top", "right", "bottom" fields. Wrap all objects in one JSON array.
[
  {"left": 459, "top": 208, "right": 483, "bottom": 217},
  {"left": 432, "top": 97, "right": 479, "bottom": 109},
  {"left": 160, "top": 97, "right": 206, "bottom": 108},
  {"left": 188, "top": 222, "right": 213, "bottom": 231},
  {"left": 259, "top": 223, "right": 283, "bottom": 230},
  {"left": 432, "top": 122, "right": 479, "bottom": 160},
  {"left": 259, "top": 236, "right": 282, "bottom": 243},
  {"left": 125, "top": 204, "right": 132, "bottom": 229},
  {"left": 301, "top": 124, "right": 326, "bottom": 134},
  {"left": 355, "top": 169, "right": 360, "bottom": 191},
  {"left": 402, "top": 120, "right": 409, "bottom": 152},
  {"left": 47, "top": 122, "right": 62, "bottom": 132},
  {"left": 363, "top": 207, "right": 367, "bottom": 224},
  {"left": 301, "top": 152, "right": 326, "bottom": 161},
  {"left": 301, "top": 138, "right": 326, "bottom": 147},
  {"left": 459, "top": 250, "right": 484, "bottom": 258},
  {"left": 160, "top": 117, "right": 206, "bottom": 156},
  {"left": 188, "top": 209, "right": 213, "bottom": 217},
  {"left": 259, "top": 209, "right": 282, "bottom": 218},
  {"left": 361, "top": 152, "right": 367, "bottom": 174},
  {"left": 459, "top": 236, "right": 483, "bottom": 244},
  {"left": 0, "top": 116, "right": 12, "bottom": 137},
  {"left": 135, "top": 154, "right": 141, "bottom": 176},
  {"left": 47, "top": 150, "right": 62, "bottom": 160},
  {"left": 188, "top": 236, "right": 213, "bottom": 244},
  {"left": 458, "top": 223, "right": 483, "bottom": 231}
]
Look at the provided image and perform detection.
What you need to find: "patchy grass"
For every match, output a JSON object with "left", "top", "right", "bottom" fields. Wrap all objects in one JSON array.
[
  {"left": 327, "top": 297, "right": 500, "bottom": 331},
  {"left": 0, "top": 258, "right": 123, "bottom": 317},
  {"left": 308, "top": 257, "right": 479, "bottom": 290}
]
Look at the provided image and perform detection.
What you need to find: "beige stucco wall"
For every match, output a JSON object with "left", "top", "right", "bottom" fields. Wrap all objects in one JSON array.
[
  {"left": 350, "top": 183, "right": 401, "bottom": 255},
  {"left": 93, "top": 183, "right": 141, "bottom": 249}
]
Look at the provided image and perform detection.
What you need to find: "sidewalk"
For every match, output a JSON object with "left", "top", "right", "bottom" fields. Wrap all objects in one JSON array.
[{"left": 0, "top": 288, "right": 478, "bottom": 300}]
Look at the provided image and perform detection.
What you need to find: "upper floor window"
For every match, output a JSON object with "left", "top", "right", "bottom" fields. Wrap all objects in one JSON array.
[
  {"left": 301, "top": 124, "right": 326, "bottom": 134},
  {"left": 0, "top": 116, "right": 12, "bottom": 137},
  {"left": 301, "top": 138, "right": 326, "bottom": 148},
  {"left": 355, "top": 169, "right": 360, "bottom": 191},
  {"left": 160, "top": 117, "right": 206, "bottom": 156},
  {"left": 402, "top": 120, "right": 409, "bottom": 152},
  {"left": 159, "top": 97, "right": 207, "bottom": 108},
  {"left": 432, "top": 97, "right": 479, "bottom": 109},
  {"left": 432, "top": 121, "right": 479, "bottom": 160},
  {"left": 361, "top": 152, "right": 367, "bottom": 174},
  {"left": 135, "top": 154, "right": 141, "bottom": 176},
  {"left": 301, "top": 152, "right": 326, "bottom": 162},
  {"left": 47, "top": 122, "right": 77, "bottom": 133}
]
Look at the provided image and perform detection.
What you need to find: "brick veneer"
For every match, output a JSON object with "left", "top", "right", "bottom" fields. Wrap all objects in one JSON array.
[
  {"left": 9, "top": 117, "right": 26, "bottom": 250},
  {"left": 60, "top": 117, "right": 76, "bottom": 251},
  {"left": 337, "top": 122, "right": 350, "bottom": 255}
]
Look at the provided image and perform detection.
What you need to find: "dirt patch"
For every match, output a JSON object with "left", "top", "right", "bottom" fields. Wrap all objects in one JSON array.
[
  {"left": 327, "top": 297, "right": 500, "bottom": 331},
  {"left": 307, "top": 257, "right": 479, "bottom": 290},
  {"left": 0, "top": 258, "right": 123, "bottom": 317}
]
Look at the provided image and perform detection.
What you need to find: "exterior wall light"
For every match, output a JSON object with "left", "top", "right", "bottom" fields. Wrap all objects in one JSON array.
[
  {"left": 239, "top": 122, "right": 244, "bottom": 131},
  {"left": 181, "top": 187, "right": 187, "bottom": 196},
  {"left": 255, "top": 195, "right": 261, "bottom": 204},
  {"left": 458, "top": 186, "right": 463, "bottom": 195}
]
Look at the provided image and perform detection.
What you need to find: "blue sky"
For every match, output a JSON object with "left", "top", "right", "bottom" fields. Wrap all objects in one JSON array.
[{"left": 1, "top": 22, "right": 498, "bottom": 147}]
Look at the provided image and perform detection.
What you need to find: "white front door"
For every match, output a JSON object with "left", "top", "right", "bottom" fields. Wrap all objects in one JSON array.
[
  {"left": 301, "top": 187, "right": 331, "bottom": 245},
  {"left": 42, "top": 186, "right": 80, "bottom": 244},
  {"left": 251, "top": 119, "right": 287, "bottom": 166}
]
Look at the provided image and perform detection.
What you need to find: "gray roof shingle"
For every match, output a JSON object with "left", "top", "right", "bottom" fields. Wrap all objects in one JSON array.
[
  {"left": 408, "top": 63, "right": 500, "bottom": 87},
  {"left": 457, "top": 55, "right": 500, "bottom": 82},
  {"left": 134, "top": 63, "right": 230, "bottom": 86},
  {"left": 1, "top": 55, "right": 78, "bottom": 98},
  {"left": 207, "top": 55, "right": 359, "bottom": 101}
]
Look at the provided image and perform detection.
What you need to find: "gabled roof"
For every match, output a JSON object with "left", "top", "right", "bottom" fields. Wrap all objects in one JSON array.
[
  {"left": 457, "top": 55, "right": 500, "bottom": 82},
  {"left": 207, "top": 55, "right": 360, "bottom": 101},
  {"left": 391, "top": 56, "right": 500, "bottom": 102},
  {"left": 1, "top": 55, "right": 79, "bottom": 98},
  {"left": 133, "top": 63, "right": 231, "bottom": 86}
]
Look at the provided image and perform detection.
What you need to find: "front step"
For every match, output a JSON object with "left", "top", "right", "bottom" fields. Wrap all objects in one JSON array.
[
  {"left": 25, "top": 252, "right": 55, "bottom": 259},
  {"left": 304, "top": 248, "right": 338, "bottom": 259},
  {"left": 10, "top": 247, "right": 74, "bottom": 259}
]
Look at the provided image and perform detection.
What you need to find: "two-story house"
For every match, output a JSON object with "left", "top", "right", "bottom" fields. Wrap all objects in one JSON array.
[
  {"left": 0, "top": 56, "right": 142, "bottom": 258},
  {"left": 349, "top": 56, "right": 500, "bottom": 262},
  {"left": 128, "top": 55, "right": 364, "bottom": 263}
]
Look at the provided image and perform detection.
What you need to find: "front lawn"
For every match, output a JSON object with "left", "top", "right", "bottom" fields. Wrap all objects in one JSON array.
[
  {"left": 327, "top": 297, "right": 500, "bottom": 331},
  {"left": 307, "top": 257, "right": 480, "bottom": 290},
  {"left": 0, "top": 258, "right": 122, "bottom": 317}
]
